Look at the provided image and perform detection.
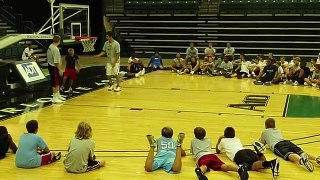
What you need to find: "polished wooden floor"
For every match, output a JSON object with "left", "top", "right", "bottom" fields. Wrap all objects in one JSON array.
[{"left": 1, "top": 64, "right": 320, "bottom": 180}]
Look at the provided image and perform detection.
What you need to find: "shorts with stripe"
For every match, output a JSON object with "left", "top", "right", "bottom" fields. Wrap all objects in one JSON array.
[
  {"left": 274, "top": 140, "right": 303, "bottom": 160},
  {"left": 86, "top": 160, "right": 101, "bottom": 172},
  {"left": 234, "top": 149, "right": 259, "bottom": 170}
]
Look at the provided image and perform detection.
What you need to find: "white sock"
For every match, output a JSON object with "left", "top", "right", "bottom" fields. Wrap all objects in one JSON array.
[{"left": 53, "top": 93, "right": 58, "bottom": 99}]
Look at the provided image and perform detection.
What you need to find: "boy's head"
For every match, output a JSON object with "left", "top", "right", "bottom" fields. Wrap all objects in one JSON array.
[
  {"left": 293, "top": 56, "right": 300, "bottom": 65},
  {"left": 226, "top": 43, "right": 231, "bottom": 48},
  {"left": 26, "top": 120, "right": 38, "bottom": 133},
  {"left": 275, "top": 61, "right": 281, "bottom": 67},
  {"left": 75, "top": 121, "right": 92, "bottom": 139},
  {"left": 0, "top": 126, "right": 8, "bottom": 135},
  {"left": 176, "top": 52, "right": 181, "bottom": 58},
  {"left": 208, "top": 56, "right": 214, "bottom": 62},
  {"left": 223, "top": 56, "right": 229, "bottom": 63},
  {"left": 280, "top": 56, "right": 286, "bottom": 62},
  {"left": 194, "top": 127, "right": 206, "bottom": 140},
  {"left": 68, "top": 48, "right": 74, "bottom": 56},
  {"left": 191, "top": 56, "right": 196, "bottom": 62},
  {"left": 161, "top": 127, "right": 173, "bottom": 138},
  {"left": 265, "top": 118, "right": 276, "bottom": 129},
  {"left": 240, "top": 53, "right": 246, "bottom": 61},
  {"left": 154, "top": 51, "right": 159, "bottom": 57},
  {"left": 190, "top": 42, "right": 194, "bottom": 48},
  {"left": 106, "top": 31, "right": 114, "bottom": 42},
  {"left": 52, "top": 35, "right": 61, "bottom": 45},
  {"left": 224, "top": 127, "right": 235, "bottom": 138}
]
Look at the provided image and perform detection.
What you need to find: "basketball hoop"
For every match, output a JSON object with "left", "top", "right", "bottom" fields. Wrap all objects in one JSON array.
[{"left": 75, "top": 36, "right": 97, "bottom": 52}]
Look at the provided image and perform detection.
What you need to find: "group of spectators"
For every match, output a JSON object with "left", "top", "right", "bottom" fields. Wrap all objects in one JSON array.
[{"left": 161, "top": 42, "right": 320, "bottom": 87}]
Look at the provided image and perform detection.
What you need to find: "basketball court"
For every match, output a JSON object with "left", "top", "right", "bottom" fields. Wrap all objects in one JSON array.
[{"left": 0, "top": 58, "right": 319, "bottom": 179}]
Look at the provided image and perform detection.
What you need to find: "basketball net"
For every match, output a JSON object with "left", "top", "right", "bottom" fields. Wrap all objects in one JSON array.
[{"left": 75, "top": 37, "right": 97, "bottom": 52}]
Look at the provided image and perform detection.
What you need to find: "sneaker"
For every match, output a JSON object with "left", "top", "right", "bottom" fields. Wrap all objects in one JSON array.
[
  {"left": 264, "top": 81, "right": 272, "bottom": 86},
  {"left": 141, "top": 68, "right": 145, "bottom": 76},
  {"left": 195, "top": 167, "right": 208, "bottom": 180},
  {"left": 107, "top": 84, "right": 114, "bottom": 91},
  {"left": 177, "top": 133, "right": 185, "bottom": 146},
  {"left": 283, "top": 80, "right": 292, "bottom": 85},
  {"left": 190, "top": 71, "right": 195, "bottom": 75},
  {"left": 135, "top": 72, "right": 140, "bottom": 78},
  {"left": 293, "top": 81, "right": 299, "bottom": 86},
  {"left": 58, "top": 95, "right": 66, "bottom": 101},
  {"left": 304, "top": 82, "right": 309, "bottom": 86},
  {"left": 52, "top": 97, "right": 64, "bottom": 103},
  {"left": 312, "top": 83, "right": 317, "bottom": 87},
  {"left": 300, "top": 153, "right": 314, "bottom": 172},
  {"left": 270, "top": 158, "right": 280, "bottom": 179},
  {"left": 316, "top": 156, "right": 320, "bottom": 165},
  {"left": 252, "top": 141, "right": 266, "bottom": 154},
  {"left": 146, "top": 135, "right": 156, "bottom": 148},
  {"left": 238, "top": 163, "right": 249, "bottom": 180},
  {"left": 113, "top": 86, "right": 121, "bottom": 92},
  {"left": 52, "top": 152, "right": 62, "bottom": 162},
  {"left": 177, "top": 70, "right": 181, "bottom": 74},
  {"left": 247, "top": 74, "right": 251, "bottom": 78}
]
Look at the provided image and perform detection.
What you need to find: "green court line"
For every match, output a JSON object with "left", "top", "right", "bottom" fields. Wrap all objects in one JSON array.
[{"left": 286, "top": 94, "right": 320, "bottom": 117}]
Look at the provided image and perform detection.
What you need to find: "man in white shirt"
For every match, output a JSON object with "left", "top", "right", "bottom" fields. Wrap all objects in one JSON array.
[
  {"left": 223, "top": 43, "right": 235, "bottom": 60},
  {"left": 186, "top": 42, "right": 198, "bottom": 62},
  {"left": 216, "top": 127, "right": 279, "bottom": 179},
  {"left": 46, "top": 35, "right": 65, "bottom": 103},
  {"left": 22, "top": 44, "right": 38, "bottom": 61},
  {"left": 204, "top": 42, "right": 216, "bottom": 60},
  {"left": 95, "top": 31, "right": 121, "bottom": 92}
]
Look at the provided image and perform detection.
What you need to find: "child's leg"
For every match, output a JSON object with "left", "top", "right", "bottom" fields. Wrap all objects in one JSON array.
[
  {"left": 41, "top": 151, "right": 61, "bottom": 165},
  {"left": 171, "top": 133, "right": 185, "bottom": 172},
  {"left": 145, "top": 147, "right": 155, "bottom": 172},
  {"left": 61, "top": 77, "right": 67, "bottom": 90},
  {"left": 68, "top": 79, "right": 74, "bottom": 90},
  {"left": 171, "top": 146, "right": 182, "bottom": 172},
  {"left": 220, "top": 164, "right": 238, "bottom": 172}
]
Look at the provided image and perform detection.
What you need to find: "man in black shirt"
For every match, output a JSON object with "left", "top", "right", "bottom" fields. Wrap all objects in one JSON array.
[{"left": 255, "top": 59, "right": 278, "bottom": 85}]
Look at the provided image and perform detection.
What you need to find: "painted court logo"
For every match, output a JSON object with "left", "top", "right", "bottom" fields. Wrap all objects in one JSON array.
[
  {"left": 21, "top": 63, "right": 39, "bottom": 78},
  {"left": 228, "top": 95, "right": 270, "bottom": 112}
]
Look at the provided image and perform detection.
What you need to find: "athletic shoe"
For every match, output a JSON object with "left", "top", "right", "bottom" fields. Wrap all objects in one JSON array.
[
  {"left": 252, "top": 141, "right": 266, "bottom": 154},
  {"left": 190, "top": 71, "right": 195, "bottom": 75},
  {"left": 177, "top": 70, "right": 181, "bottom": 74},
  {"left": 177, "top": 133, "right": 185, "bottom": 146},
  {"left": 135, "top": 72, "right": 140, "bottom": 78},
  {"left": 312, "top": 83, "right": 317, "bottom": 87},
  {"left": 270, "top": 158, "right": 280, "bottom": 179},
  {"left": 146, "top": 135, "right": 156, "bottom": 148},
  {"left": 300, "top": 153, "right": 314, "bottom": 172},
  {"left": 60, "top": 86, "right": 64, "bottom": 91},
  {"left": 264, "top": 81, "right": 272, "bottom": 86},
  {"left": 238, "top": 163, "right": 249, "bottom": 180},
  {"left": 107, "top": 84, "right": 114, "bottom": 91},
  {"left": 141, "top": 68, "right": 145, "bottom": 76},
  {"left": 52, "top": 152, "right": 62, "bottom": 162},
  {"left": 283, "top": 80, "right": 292, "bottom": 85},
  {"left": 293, "top": 81, "right": 299, "bottom": 86},
  {"left": 58, "top": 95, "right": 66, "bottom": 101},
  {"left": 113, "top": 86, "right": 121, "bottom": 92},
  {"left": 316, "top": 156, "right": 320, "bottom": 165},
  {"left": 195, "top": 167, "right": 208, "bottom": 180},
  {"left": 52, "top": 97, "right": 64, "bottom": 103},
  {"left": 254, "top": 81, "right": 263, "bottom": 85},
  {"left": 247, "top": 74, "right": 251, "bottom": 78},
  {"left": 304, "top": 82, "right": 309, "bottom": 86}
]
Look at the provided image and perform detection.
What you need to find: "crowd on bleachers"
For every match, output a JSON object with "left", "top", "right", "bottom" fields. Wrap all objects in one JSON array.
[{"left": 141, "top": 42, "right": 320, "bottom": 87}]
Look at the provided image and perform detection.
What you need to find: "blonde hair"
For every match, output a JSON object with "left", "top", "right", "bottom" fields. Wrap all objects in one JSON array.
[
  {"left": 75, "top": 122, "right": 92, "bottom": 139},
  {"left": 68, "top": 48, "right": 74, "bottom": 52}
]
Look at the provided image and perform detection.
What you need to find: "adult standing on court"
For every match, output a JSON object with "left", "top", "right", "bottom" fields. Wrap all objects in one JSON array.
[
  {"left": 95, "top": 31, "right": 121, "bottom": 92},
  {"left": 47, "top": 35, "right": 65, "bottom": 103}
]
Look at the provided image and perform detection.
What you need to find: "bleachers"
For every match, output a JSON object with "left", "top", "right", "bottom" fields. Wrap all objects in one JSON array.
[
  {"left": 108, "top": 14, "right": 320, "bottom": 60},
  {"left": 220, "top": 0, "right": 320, "bottom": 14},
  {"left": 125, "top": 0, "right": 199, "bottom": 14}
]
